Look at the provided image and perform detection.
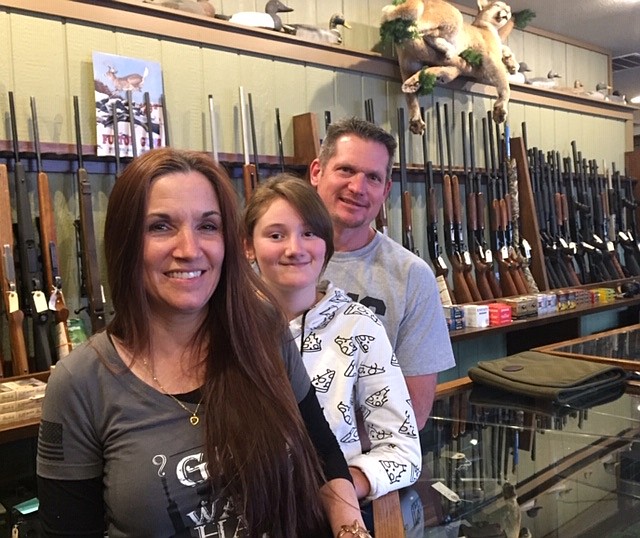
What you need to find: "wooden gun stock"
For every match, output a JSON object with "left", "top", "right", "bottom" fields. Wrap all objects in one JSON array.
[
  {"left": 242, "top": 163, "right": 257, "bottom": 204},
  {"left": 0, "top": 165, "right": 30, "bottom": 375},
  {"left": 453, "top": 176, "right": 481, "bottom": 301},
  {"left": 401, "top": 191, "right": 416, "bottom": 254},
  {"left": 503, "top": 194, "right": 528, "bottom": 294}
]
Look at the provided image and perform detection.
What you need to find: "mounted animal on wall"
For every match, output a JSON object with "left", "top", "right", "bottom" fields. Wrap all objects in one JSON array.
[{"left": 380, "top": 0, "right": 534, "bottom": 135}]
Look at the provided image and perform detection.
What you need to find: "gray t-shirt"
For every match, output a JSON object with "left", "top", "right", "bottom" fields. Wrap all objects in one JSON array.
[
  {"left": 37, "top": 331, "right": 310, "bottom": 537},
  {"left": 323, "top": 231, "right": 455, "bottom": 377}
]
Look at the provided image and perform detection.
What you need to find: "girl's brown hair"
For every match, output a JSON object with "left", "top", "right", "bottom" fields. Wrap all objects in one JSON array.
[{"left": 104, "top": 148, "right": 326, "bottom": 536}]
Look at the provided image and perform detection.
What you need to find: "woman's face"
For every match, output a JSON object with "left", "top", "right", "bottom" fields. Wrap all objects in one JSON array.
[
  {"left": 143, "top": 170, "right": 225, "bottom": 324},
  {"left": 247, "top": 197, "right": 326, "bottom": 299}
]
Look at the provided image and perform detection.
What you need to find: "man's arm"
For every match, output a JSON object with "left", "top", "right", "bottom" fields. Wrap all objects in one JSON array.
[{"left": 405, "top": 373, "right": 437, "bottom": 430}]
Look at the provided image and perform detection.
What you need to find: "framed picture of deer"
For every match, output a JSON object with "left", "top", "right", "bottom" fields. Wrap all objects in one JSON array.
[{"left": 92, "top": 51, "right": 166, "bottom": 158}]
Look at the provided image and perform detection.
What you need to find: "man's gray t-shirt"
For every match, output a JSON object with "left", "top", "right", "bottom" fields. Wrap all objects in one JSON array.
[{"left": 323, "top": 231, "right": 455, "bottom": 377}]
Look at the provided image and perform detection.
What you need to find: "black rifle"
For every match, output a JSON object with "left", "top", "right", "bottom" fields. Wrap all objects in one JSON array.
[
  {"left": 8, "top": 91, "right": 53, "bottom": 371},
  {"left": 275, "top": 107, "right": 285, "bottom": 172},
  {"left": 397, "top": 107, "right": 417, "bottom": 255},
  {"left": 248, "top": 92, "right": 261, "bottom": 186},
  {"left": 126, "top": 90, "right": 138, "bottom": 158},
  {"left": 144, "top": 91, "right": 155, "bottom": 151},
  {"left": 421, "top": 107, "right": 449, "bottom": 287},
  {"left": 614, "top": 163, "right": 640, "bottom": 274},
  {"left": 32, "top": 96, "right": 73, "bottom": 361},
  {"left": 74, "top": 95, "right": 107, "bottom": 333},
  {"left": 239, "top": 87, "right": 257, "bottom": 203}
]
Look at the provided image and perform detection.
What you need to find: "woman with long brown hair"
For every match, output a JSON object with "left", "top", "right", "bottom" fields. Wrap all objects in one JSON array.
[{"left": 36, "top": 148, "right": 369, "bottom": 537}]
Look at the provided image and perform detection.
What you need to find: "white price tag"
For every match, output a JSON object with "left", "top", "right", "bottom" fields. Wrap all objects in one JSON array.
[
  {"left": 500, "top": 246, "right": 509, "bottom": 260},
  {"left": 559, "top": 238, "right": 569, "bottom": 249},
  {"left": 8, "top": 291, "right": 19, "bottom": 313},
  {"left": 607, "top": 241, "right": 615, "bottom": 252},
  {"left": 619, "top": 231, "right": 629, "bottom": 242},
  {"left": 33, "top": 290, "right": 49, "bottom": 313},
  {"left": 521, "top": 239, "right": 532, "bottom": 259},
  {"left": 485, "top": 250, "right": 493, "bottom": 263},
  {"left": 569, "top": 241, "right": 577, "bottom": 254},
  {"left": 49, "top": 291, "right": 58, "bottom": 311},
  {"left": 431, "top": 481, "right": 461, "bottom": 503},
  {"left": 593, "top": 234, "right": 603, "bottom": 245},
  {"left": 463, "top": 251, "right": 472, "bottom": 265}
]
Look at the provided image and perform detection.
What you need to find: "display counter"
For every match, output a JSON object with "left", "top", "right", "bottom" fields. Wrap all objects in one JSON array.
[
  {"left": 379, "top": 378, "right": 640, "bottom": 537},
  {"left": 535, "top": 322, "right": 640, "bottom": 372}
]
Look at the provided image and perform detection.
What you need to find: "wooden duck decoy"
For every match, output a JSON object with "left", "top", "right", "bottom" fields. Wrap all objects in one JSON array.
[
  {"left": 508, "top": 62, "right": 531, "bottom": 84},
  {"left": 585, "top": 82, "right": 611, "bottom": 100},
  {"left": 527, "top": 70, "right": 562, "bottom": 89},
  {"left": 286, "top": 13, "right": 351, "bottom": 45},
  {"left": 143, "top": 0, "right": 215, "bottom": 17},
  {"left": 609, "top": 90, "right": 627, "bottom": 104},
  {"left": 229, "top": 0, "right": 293, "bottom": 32}
]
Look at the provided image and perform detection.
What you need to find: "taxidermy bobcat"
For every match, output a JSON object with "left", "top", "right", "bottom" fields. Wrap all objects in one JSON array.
[{"left": 381, "top": 0, "right": 519, "bottom": 134}]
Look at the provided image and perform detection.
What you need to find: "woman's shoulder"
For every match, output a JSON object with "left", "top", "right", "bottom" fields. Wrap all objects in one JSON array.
[{"left": 50, "top": 332, "right": 122, "bottom": 382}]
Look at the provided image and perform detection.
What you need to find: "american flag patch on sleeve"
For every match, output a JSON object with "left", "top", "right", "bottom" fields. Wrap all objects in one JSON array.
[{"left": 38, "top": 420, "right": 64, "bottom": 461}]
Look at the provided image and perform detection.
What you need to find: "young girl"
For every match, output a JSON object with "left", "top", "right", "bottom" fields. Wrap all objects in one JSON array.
[{"left": 243, "top": 173, "right": 421, "bottom": 501}]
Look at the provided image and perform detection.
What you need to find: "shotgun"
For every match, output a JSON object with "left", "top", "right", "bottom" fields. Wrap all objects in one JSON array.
[
  {"left": 397, "top": 107, "right": 417, "bottom": 255},
  {"left": 9, "top": 91, "right": 53, "bottom": 371},
  {"left": 0, "top": 166, "right": 29, "bottom": 376},
  {"left": 437, "top": 102, "right": 470, "bottom": 303},
  {"left": 74, "top": 95, "right": 107, "bottom": 333},
  {"left": 144, "top": 91, "right": 155, "bottom": 151},
  {"left": 126, "top": 90, "right": 138, "bottom": 158},
  {"left": 239, "top": 87, "right": 257, "bottom": 203},
  {"left": 365, "top": 99, "right": 388, "bottom": 236},
  {"left": 208, "top": 94, "right": 219, "bottom": 164},
  {"left": 462, "top": 112, "right": 492, "bottom": 300},
  {"left": 112, "top": 101, "right": 121, "bottom": 175},
  {"left": 275, "top": 107, "right": 285, "bottom": 172},
  {"left": 248, "top": 92, "right": 261, "bottom": 185},
  {"left": 31, "top": 96, "right": 72, "bottom": 361}
]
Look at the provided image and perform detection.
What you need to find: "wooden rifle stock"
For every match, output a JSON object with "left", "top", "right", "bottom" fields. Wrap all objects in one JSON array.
[
  {"left": 0, "top": 167, "right": 29, "bottom": 375},
  {"left": 503, "top": 193, "right": 528, "bottom": 294},
  {"left": 401, "top": 192, "right": 416, "bottom": 255},
  {"left": 32, "top": 96, "right": 72, "bottom": 360},
  {"left": 494, "top": 199, "right": 518, "bottom": 297},
  {"left": 467, "top": 191, "right": 493, "bottom": 300},
  {"left": 453, "top": 176, "right": 481, "bottom": 301},
  {"left": 444, "top": 175, "right": 472, "bottom": 303}
]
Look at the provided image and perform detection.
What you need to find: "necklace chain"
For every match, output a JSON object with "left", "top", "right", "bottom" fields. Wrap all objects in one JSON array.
[{"left": 142, "top": 358, "right": 203, "bottom": 426}]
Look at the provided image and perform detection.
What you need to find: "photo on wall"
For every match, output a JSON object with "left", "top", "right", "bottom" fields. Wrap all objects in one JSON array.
[{"left": 92, "top": 51, "right": 166, "bottom": 158}]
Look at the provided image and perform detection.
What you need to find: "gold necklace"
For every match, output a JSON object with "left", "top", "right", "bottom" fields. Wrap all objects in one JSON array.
[{"left": 142, "top": 358, "right": 203, "bottom": 426}]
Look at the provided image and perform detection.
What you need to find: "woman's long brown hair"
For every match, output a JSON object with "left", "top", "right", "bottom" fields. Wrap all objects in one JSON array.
[{"left": 104, "top": 148, "right": 327, "bottom": 536}]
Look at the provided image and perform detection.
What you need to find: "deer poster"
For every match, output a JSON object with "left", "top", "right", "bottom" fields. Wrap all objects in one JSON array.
[{"left": 92, "top": 51, "right": 165, "bottom": 158}]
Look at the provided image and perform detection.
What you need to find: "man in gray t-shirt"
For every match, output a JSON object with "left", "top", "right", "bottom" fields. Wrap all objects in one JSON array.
[{"left": 310, "top": 116, "right": 455, "bottom": 429}]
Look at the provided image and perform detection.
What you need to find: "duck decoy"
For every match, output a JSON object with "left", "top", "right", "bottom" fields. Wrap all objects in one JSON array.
[
  {"left": 508, "top": 61, "right": 531, "bottom": 84},
  {"left": 143, "top": 0, "right": 215, "bottom": 18},
  {"left": 229, "top": 0, "right": 293, "bottom": 32},
  {"left": 609, "top": 90, "right": 627, "bottom": 104},
  {"left": 527, "top": 70, "right": 562, "bottom": 89},
  {"left": 585, "top": 82, "right": 612, "bottom": 100},
  {"left": 285, "top": 13, "right": 351, "bottom": 45}
]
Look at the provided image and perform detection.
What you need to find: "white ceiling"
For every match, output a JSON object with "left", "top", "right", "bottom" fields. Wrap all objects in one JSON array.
[{"left": 455, "top": 0, "right": 640, "bottom": 101}]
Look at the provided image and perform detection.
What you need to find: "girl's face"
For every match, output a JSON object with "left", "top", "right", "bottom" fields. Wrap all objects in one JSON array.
[{"left": 247, "top": 197, "right": 326, "bottom": 300}]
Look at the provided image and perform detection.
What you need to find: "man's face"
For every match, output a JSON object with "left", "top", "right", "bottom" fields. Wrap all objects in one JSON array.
[{"left": 310, "top": 134, "right": 391, "bottom": 234}]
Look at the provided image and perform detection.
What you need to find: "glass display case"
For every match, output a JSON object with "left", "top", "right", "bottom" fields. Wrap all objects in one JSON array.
[{"left": 392, "top": 381, "right": 640, "bottom": 537}]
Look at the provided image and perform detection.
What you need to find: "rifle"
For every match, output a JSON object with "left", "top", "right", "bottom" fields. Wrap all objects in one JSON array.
[
  {"left": 550, "top": 150, "right": 581, "bottom": 286},
  {"left": 248, "top": 92, "right": 261, "bottom": 186},
  {"left": 462, "top": 112, "right": 493, "bottom": 300},
  {"left": 208, "top": 94, "right": 219, "bottom": 164},
  {"left": 365, "top": 99, "right": 388, "bottom": 236},
  {"left": 31, "top": 96, "right": 72, "bottom": 361},
  {"left": 0, "top": 165, "right": 29, "bottom": 375},
  {"left": 614, "top": 163, "right": 640, "bottom": 275},
  {"left": 438, "top": 103, "right": 472, "bottom": 303},
  {"left": 421, "top": 107, "right": 451, "bottom": 300},
  {"left": 275, "top": 107, "right": 285, "bottom": 173},
  {"left": 483, "top": 115, "right": 518, "bottom": 297},
  {"left": 160, "top": 93, "right": 169, "bottom": 147},
  {"left": 239, "top": 86, "right": 257, "bottom": 203},
  {"left": 144, "top": 91, "right": 155, "bottom": 151},
  {"left": 73, "top": 95, "right": 107, "bottom": 333},
  {"left": 397, "top": 107, "right": 418, "bottom": 255},
  {"left": 8, "top": 92, "right": 53, "bottom": 371},
  {"left": 112, "top": 101, "right": 121, "bottom": 175},
  {"left": 126, "top": 90, "right": 138, "bottom": 158}
]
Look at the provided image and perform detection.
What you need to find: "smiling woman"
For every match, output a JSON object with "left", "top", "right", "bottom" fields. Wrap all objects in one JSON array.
[{"left": 36, "top": 148, "right": 370, "bottom": 537}]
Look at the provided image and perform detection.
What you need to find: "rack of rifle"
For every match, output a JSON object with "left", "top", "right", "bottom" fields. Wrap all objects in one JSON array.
[{"left": 390, "top": 103, "right": 640, "bottom": 308}]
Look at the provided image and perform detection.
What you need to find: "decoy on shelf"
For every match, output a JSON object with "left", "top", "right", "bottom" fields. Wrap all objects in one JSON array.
[
  {"left": 285, "top": 13, "right": 351, "bottom": 45},
  {"left": 508, "top": 61, "right": 531, "bottom": 84},
  {"left": 143, "top": 0, "right": 215, "bottom": 17},
  {"left": 585, "top": 82, "right": 612, "bottom": 100},
  {"left": 609, "top": 90, "right": 627, "bottom": 104},
  {"left": 527, "top": 70, "right": 562, "bottom": 89},
  {"left": 228, "top": 0, "right": 293, "bottom": 32}
]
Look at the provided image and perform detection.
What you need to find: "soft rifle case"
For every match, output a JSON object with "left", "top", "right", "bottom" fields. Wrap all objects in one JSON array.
[{"left": 468, "top": 351, "right": 627, "bottom": 405}]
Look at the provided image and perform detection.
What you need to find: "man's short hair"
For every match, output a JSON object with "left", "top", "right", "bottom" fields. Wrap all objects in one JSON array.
[{"left": 318, "top": 117, "right": 397, "bottom": 180}]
